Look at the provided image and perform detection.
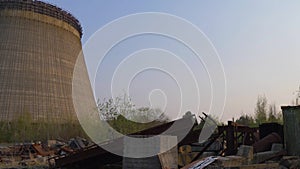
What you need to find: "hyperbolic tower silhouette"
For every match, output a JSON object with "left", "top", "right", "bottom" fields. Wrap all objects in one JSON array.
[{"left": 0, "top": 0, "right": 95, "bottom": 123}]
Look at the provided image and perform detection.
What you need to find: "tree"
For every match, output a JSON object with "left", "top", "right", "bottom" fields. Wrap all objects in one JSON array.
[
  {"left": 254, "top": 95, "right": 268, "bottom": 124},
  {"left": 97, "top": 94, "right": 169, "bottom": 135},
  {"left": 236, "top": 114, "right": 255, "bottom": 126},
  {"left": 97, "top": 95, "right": 168, "bottom": 122},
  {"left": 268, "top": 103, "right": 277, "bottom": 122},
  {"left": 234, "top": 95, "right": 283, "bottom": 127},
  {"left": 267, "top": 103, "right": 283, "bottom": 124}
]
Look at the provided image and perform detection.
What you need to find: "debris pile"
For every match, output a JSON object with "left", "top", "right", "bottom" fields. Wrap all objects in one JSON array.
[
  {"left": 0, "top": 137, "right": 92, "bottom": 169},
  {"left": 1, "top": 109, "right": 300, "bottom": 169},
  {"left": 176, "top": 113, "right": 300, "bottom": 169},
  {"left": 182, "top": 152, "right": 300, "bottom": 169}
]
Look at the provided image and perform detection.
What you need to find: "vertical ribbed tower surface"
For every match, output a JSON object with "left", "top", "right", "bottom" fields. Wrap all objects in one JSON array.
[{"left": 0, "top": 0, "right": 95, "bottom": 123}]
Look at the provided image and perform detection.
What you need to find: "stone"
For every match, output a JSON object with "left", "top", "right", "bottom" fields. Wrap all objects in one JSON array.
[
  {"left": 237, "top": 145, "right": 253, "bottom": 163},
  {"left": 122, "top": 135, "right": 177, "bottom": 169}
]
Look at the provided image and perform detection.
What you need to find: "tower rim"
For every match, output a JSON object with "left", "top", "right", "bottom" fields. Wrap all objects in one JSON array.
[{"left": 0, "top": 0, "right": 83, "bottom": 38}]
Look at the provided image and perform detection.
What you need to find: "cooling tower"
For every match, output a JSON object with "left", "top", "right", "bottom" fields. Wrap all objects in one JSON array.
[{"left": 0, "top": 0, "right": 95, "bottom": 123}]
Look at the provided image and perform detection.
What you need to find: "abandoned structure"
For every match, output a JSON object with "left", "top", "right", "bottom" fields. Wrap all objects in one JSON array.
[
  {"left": 0, "top": 0, "right": 95, "bottom": 122},
  {"left": 281, "top": 105, "right": 300, "bottom": 156}
]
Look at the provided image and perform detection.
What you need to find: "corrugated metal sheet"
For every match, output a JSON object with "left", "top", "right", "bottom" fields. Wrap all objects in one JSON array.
[{"left": 281, "top": 106, "right": 300, "bottom": 156}]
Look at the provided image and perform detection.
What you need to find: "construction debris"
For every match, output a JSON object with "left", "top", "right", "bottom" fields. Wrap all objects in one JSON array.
[
  {"left": 252, "top": 132, "right": 282, "bottom": 153},
  {"left": 280, "top": 156, "right": 300, "bottom": 169},
  {"left": 1, "top": 112, "right": 300, "bottom": 169},
  {"left": 0, "top": 137, "right": 92, "bottom": 169},
  {"left": 181, "top": 156, "right": 217, "bottom": 169}
]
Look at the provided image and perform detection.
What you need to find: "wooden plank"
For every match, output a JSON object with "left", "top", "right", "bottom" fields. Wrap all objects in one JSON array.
[
  {"left": 158, "top": 146, "right": 178, "bottom": 169},
  {"left": 239, "top": 163, "right": 279, "bottom": 169}
]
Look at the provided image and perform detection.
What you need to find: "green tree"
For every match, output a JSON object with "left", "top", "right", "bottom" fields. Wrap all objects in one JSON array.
[
  {"left": 236, "top": 113, "right": 255, "bottom": 126},
  {"left": 267, "top": 103, "right": 283, "bottom": 124},
  {"left": 255, "top": 95, "right": 268, "bottom": 124},
  {"left": 97, "top": 94, "right": 169, "bottom": 136},
  {"left": 268, "top": 103, "right": 277, "bottom": 122},
  {"left": 234, "top": 96, "right": 283, "bottom": 127}
]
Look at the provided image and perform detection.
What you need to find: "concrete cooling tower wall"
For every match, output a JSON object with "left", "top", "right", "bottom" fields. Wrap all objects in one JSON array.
[{"left": 0, "top": 0, "right": 96, "bottom": 123}]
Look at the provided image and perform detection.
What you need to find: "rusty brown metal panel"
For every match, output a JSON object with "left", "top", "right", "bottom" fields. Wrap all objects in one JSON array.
[{"left": 252, "top": 132, "right": 282, "bottom": 153}]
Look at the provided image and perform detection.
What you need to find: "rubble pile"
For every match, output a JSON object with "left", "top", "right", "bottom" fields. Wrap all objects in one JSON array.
[
  {"left": 181, "top": 138, "right": 300, "bottom": 169},
  {"left": 178, "top": 119, "right": 300, "bottom": 169},
  {"left": 182, "top": 154, "right": 300, "bottom": 169},
  {"left": 0, "top": 137, "right": 92, "bottom": 169},
  {"left": 1, "top": 111, "right": 300, "bottom": 169}
]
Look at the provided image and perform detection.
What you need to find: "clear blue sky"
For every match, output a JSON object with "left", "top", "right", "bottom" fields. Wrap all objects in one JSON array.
[{"left": 47, "top": 0, "right": 300, "bottom": 121}]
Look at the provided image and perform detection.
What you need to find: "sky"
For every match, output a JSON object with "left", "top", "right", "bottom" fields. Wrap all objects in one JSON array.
[{"left": 47, "top": 0, "right": 300, "bottom": 122}]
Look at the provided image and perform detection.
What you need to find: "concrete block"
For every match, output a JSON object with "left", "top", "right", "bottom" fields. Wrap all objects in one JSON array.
[
  {"left": 122, "top": 135, "right": 177, "bottom": 169},
  {"left": 271, "top": 143, "right": 283, "bottom": 152},
  {"left": 237, "top": 145, "right": 254, "bottom": 162}
]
